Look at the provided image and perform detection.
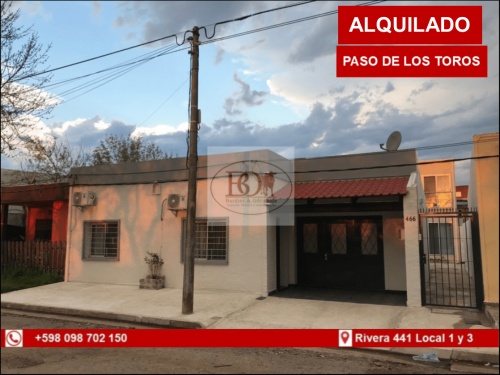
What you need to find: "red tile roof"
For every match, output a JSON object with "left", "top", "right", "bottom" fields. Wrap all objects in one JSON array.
[{"left": 277, "top": 177, "right": 409, "bottom": 199}]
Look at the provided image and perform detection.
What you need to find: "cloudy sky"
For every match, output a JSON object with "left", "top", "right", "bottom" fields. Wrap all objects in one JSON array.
[{"left": 2, "top": 0, "right": 499, "bottom": 184}]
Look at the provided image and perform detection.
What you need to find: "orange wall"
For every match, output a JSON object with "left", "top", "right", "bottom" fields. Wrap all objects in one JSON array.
[
  {"left": 52, "top": 201, "right": 68, "bottom": 242},
  {"left": 26, "top": 207, "right": 52, "bottom": 241},
  {"left": 26, "top": 201, "right": 68, "bottom": 242}
]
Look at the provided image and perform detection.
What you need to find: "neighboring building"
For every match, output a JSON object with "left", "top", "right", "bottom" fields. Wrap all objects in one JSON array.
[
  {"left": 1, "top": 182, "right": 70, "bottom": 242},
  {"left": 418, "top": 160, "right": 482, "bottom": 308},
  {"left": 469, "top": 132, "right": 499, "bottom": 304},
  {"left": 66, "top": 149, "right": 425, "bottom": 307},
  {"left": 418, "top": 161, "right": 458, "bottom": 263},
  {"left": 418, "top": 160, "right": 456, "bottom": 210},
  {"left": 456, "top": 185, "right": 469, "bottom": 209}
]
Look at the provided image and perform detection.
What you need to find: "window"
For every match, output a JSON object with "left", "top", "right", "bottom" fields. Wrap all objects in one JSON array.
[
  {"left": 429, "top": 223, "right": 454, "bottom": 255},
  {"left": 361, "top": 222, "right": 378, "bottom": 255},
  {"left": 424, "top": 175, "right": 452, "bottom": 208},
  {"left": 182, "top": 218, "right": 228, "bottom": 263},
  {"left": 303, "top": 223, "right": 318, "bottom": 254},
  {"left": 35, "top": 219, "right": 52, "bottom": 241},
  {"left": 330, "top": 223, "right": 347, "bottom": 255},
  {"left": 83, "top": 221, "right": 120, "bottom": 260}
]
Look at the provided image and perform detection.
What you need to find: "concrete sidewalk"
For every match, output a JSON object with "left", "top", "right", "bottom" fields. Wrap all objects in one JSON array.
[{"left": 1, "top": 282, "right": 498, "bottom": 365}]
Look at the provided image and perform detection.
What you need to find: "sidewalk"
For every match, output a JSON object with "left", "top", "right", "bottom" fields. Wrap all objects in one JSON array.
[{"left": 1, "top": 282, "right": 498, "bottom": 364}]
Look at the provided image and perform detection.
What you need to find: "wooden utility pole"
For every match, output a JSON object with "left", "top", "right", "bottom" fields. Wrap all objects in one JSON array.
[{"left": 182, "top": 26, "right": 200, "bottom": 315}]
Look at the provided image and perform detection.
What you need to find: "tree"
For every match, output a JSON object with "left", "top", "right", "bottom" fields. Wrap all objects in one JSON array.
[
  {"left": 13, "top": 136, "right": 90, "bottom": 185},
  {"left": 11, "top": 133, "right": 170, "bottom": 185},
  {"left": 1, "top": 1, "right": 56, "bottom": 154},
  {"left": 91, "top": 133, "right": 171, "bottom": 165}
]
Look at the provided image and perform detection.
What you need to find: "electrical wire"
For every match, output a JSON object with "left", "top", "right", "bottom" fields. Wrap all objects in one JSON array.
[
  {"left": 13, "top": 0, "right": 323, "bottom": 83},
  {"left": 202, "top": 1, "right": 386, "bottom": 46},
  {"left": 138, "top": 76, "right": 189, "bottom": 127},
  {"left": 12, "top": 0, "right": 384, "bottom": 103},
  {"left": 4, "top": 153, "right": 496, "bottom": 191},
  {"left": 62, "top": 154, "right": 499, "bottom": 179}
]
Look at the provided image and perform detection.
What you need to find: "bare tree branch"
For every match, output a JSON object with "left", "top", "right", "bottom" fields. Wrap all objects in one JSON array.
[{"left": 1, "top": 0, "right": 56, "bottom": 154}]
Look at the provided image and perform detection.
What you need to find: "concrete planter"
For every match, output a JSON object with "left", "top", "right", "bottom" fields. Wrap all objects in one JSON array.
[{"left": 139, "top": 275, "right": 165, "bottom": 290}]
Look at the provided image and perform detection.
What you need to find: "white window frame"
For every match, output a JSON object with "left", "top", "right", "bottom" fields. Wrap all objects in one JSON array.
[
  {"left": 181, "top": 218, "right": 229, "bottom": 264},
  {"left": 83, "top": 220, "right": 120, "bottom": 261},
  {"left": 423, "top": 174, "right": 452, "bottom": 208}
]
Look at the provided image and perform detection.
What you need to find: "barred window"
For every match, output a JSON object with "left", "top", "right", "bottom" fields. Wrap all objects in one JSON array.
[
  {"left": 182, "top": 218, "right": 228, "bottom": 263},
  {"left": 83, "top": 221, "right": 120, "bottom": 260}
]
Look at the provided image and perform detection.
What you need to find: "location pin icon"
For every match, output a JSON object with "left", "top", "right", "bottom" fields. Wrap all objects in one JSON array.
[{"left": 341, "top": 331, "right": 350, "bottom": 344}]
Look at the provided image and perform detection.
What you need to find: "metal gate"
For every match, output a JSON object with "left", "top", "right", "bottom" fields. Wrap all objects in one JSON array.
[{"left": 419, "top": 208, "right": 484, "bottom": 308}]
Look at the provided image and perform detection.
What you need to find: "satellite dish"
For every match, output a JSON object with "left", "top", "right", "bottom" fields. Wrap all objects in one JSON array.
[{"left": 380, "top": 131, "right": 402, "bottom": 152}]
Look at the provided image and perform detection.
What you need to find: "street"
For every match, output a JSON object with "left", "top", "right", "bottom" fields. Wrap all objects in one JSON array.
[{"left": 0, "top": 311, "right": 465, "bottom": 374}]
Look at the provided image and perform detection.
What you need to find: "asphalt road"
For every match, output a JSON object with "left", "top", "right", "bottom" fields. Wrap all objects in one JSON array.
[{"left": 0, "top": 310, "right": 485, "bottom": 374}]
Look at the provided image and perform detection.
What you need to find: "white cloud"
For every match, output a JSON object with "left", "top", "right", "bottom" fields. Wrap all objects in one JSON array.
[
  {"left": 52, "top": 118, "right": 88, "bottom": 135},
  {"left": 94, "top": 119, "right": 111, "bottom": 130},
  {"left": 132, "top": 122, "right": 188, "bottom": 137}
]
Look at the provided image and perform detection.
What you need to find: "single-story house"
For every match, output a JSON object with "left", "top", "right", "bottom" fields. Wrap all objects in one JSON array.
[
  {"left": 66, "top": 148, "right": 425, "bottom": 306},
  {"left": 1, "top": 181, "right": 69, "bottom": 242}
]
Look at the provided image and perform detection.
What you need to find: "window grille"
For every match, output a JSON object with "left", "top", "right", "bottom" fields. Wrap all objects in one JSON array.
[
  {"left": 182, "top": 218, "right": 228, "bottom": 262},
  {"left": 83, "top": 221, "right": 119, "bottom": 259}
]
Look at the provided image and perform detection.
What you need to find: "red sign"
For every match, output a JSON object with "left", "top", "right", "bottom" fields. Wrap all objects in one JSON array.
[
  {"left": 338, "top": 6, "right": 482, "bottom": 45},
  {"left": 2, "top": 329, "right": 499, "bottom": 348},
  {"left": 336, "top": 46, "right": 487, "bottom": 78}
]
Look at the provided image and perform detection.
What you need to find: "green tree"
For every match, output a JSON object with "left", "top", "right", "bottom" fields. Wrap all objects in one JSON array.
[
  {"left": 1, "top": 1, "right": 56, "bottom": 154},
  {"left": 91, "top": 133, "right": 171, "bottom": 165}
]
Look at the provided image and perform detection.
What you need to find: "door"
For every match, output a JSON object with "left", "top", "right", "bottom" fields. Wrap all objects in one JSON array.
[{"left": 298, "top": 217, "right": 385, "bottom": 290}]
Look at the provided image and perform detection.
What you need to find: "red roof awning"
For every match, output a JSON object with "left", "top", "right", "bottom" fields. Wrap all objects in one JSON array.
[{"left": 277, "top": 177, "right": 409, "bottom": 199}]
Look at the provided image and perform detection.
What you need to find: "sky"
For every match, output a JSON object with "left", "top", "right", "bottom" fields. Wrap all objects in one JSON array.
[{"left": 2, "top": 0, "right": 499, "bottom": 185}]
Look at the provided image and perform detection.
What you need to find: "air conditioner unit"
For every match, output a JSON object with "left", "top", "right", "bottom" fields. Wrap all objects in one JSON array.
[
  {"left": 167, "top": 194, "right": 186, "bottom": 210},
  {"left": 73, "top": 191, "right": 97, "bottom": 207}
]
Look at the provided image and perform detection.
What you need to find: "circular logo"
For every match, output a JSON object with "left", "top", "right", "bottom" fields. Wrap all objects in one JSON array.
[
  {"left": 210, "top": 160, "right": 293, "bottom": 215},
  {"left": 6, "top": 330, "right": 23, "bottom": 347}
]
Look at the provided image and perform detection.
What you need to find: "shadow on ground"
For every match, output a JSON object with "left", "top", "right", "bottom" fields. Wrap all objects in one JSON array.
[{"left": 273, "top": 286, "right": 407, "bottom": 307}]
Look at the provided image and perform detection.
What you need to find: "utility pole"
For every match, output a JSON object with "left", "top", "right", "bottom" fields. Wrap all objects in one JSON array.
[{"left": 182, "top": 26, "right": 200, "bottom": 315}]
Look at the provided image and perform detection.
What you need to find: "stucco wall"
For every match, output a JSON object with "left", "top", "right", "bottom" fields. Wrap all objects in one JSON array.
[
  {"left": 383, "top": 215, "right": 406, "bottom": 291},
  {"left": 404, "top": 172, "right": 424, "bottom": 307},
  {"left": 66, "top": 180, "right": 269, "bottom": 294},
  {"left": 469, "top": 133, "right": 499, "bottom": 303}
]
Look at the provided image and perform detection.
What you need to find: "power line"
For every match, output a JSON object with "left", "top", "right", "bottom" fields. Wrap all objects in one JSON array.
[
  {"left": 4, "top": 154, "right": 496, "bottom": 190},
  {"left": 202, "top": 1, "right": 386, "bottom": 46},
  {"left": 14, "top": 1, "right": 384, "bottom": 103},
  {"left": 14, "top": 32, "right": 193, "bottom": 82},
  {"left": 53, "top": 46, "right": 189, "bottom": 102},
  {"left": 416, "top": 138, "right": 497, "bottom": 151},
  {"left": 67, "top": 154, "right": 499, "bottom": 179},
  {"left": 13, "top": 0, "right": 321, "bottom": 82},
  {"left": 138, "top": 76, "right": 189, "bottom": 126}
]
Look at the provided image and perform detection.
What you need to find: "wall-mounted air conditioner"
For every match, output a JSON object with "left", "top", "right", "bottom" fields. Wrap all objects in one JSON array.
[
  {"left": 73, "top": 191, "right": 97, "bottom": 207},
  {"left": 167, "top": 194, "right": 186, "bottom": 210}
]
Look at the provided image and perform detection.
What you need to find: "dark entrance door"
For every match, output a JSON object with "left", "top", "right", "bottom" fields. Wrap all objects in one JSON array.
[{"left": 298, "top": 217, "right": 385, "bottom": 290}]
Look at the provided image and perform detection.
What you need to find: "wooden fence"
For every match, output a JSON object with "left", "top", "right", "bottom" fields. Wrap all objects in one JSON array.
[{"left": 1, "top": 241, "right": 66, "bottom": 276}]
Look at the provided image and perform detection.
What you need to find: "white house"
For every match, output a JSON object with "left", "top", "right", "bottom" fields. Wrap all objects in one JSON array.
[{"left": 65, "top": 148, "right": 424, "bottom": 307}]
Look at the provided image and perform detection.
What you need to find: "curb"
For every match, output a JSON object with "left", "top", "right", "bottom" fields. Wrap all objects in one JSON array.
[
  {"left": 0, "top": 302, "right": 203, "bottom": 329},
  {"left": 2, "top": 302, "right": 498, "bottom": 366},
  {"left": 484, "top": 304, "right": 499, "bottom": 329}
]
